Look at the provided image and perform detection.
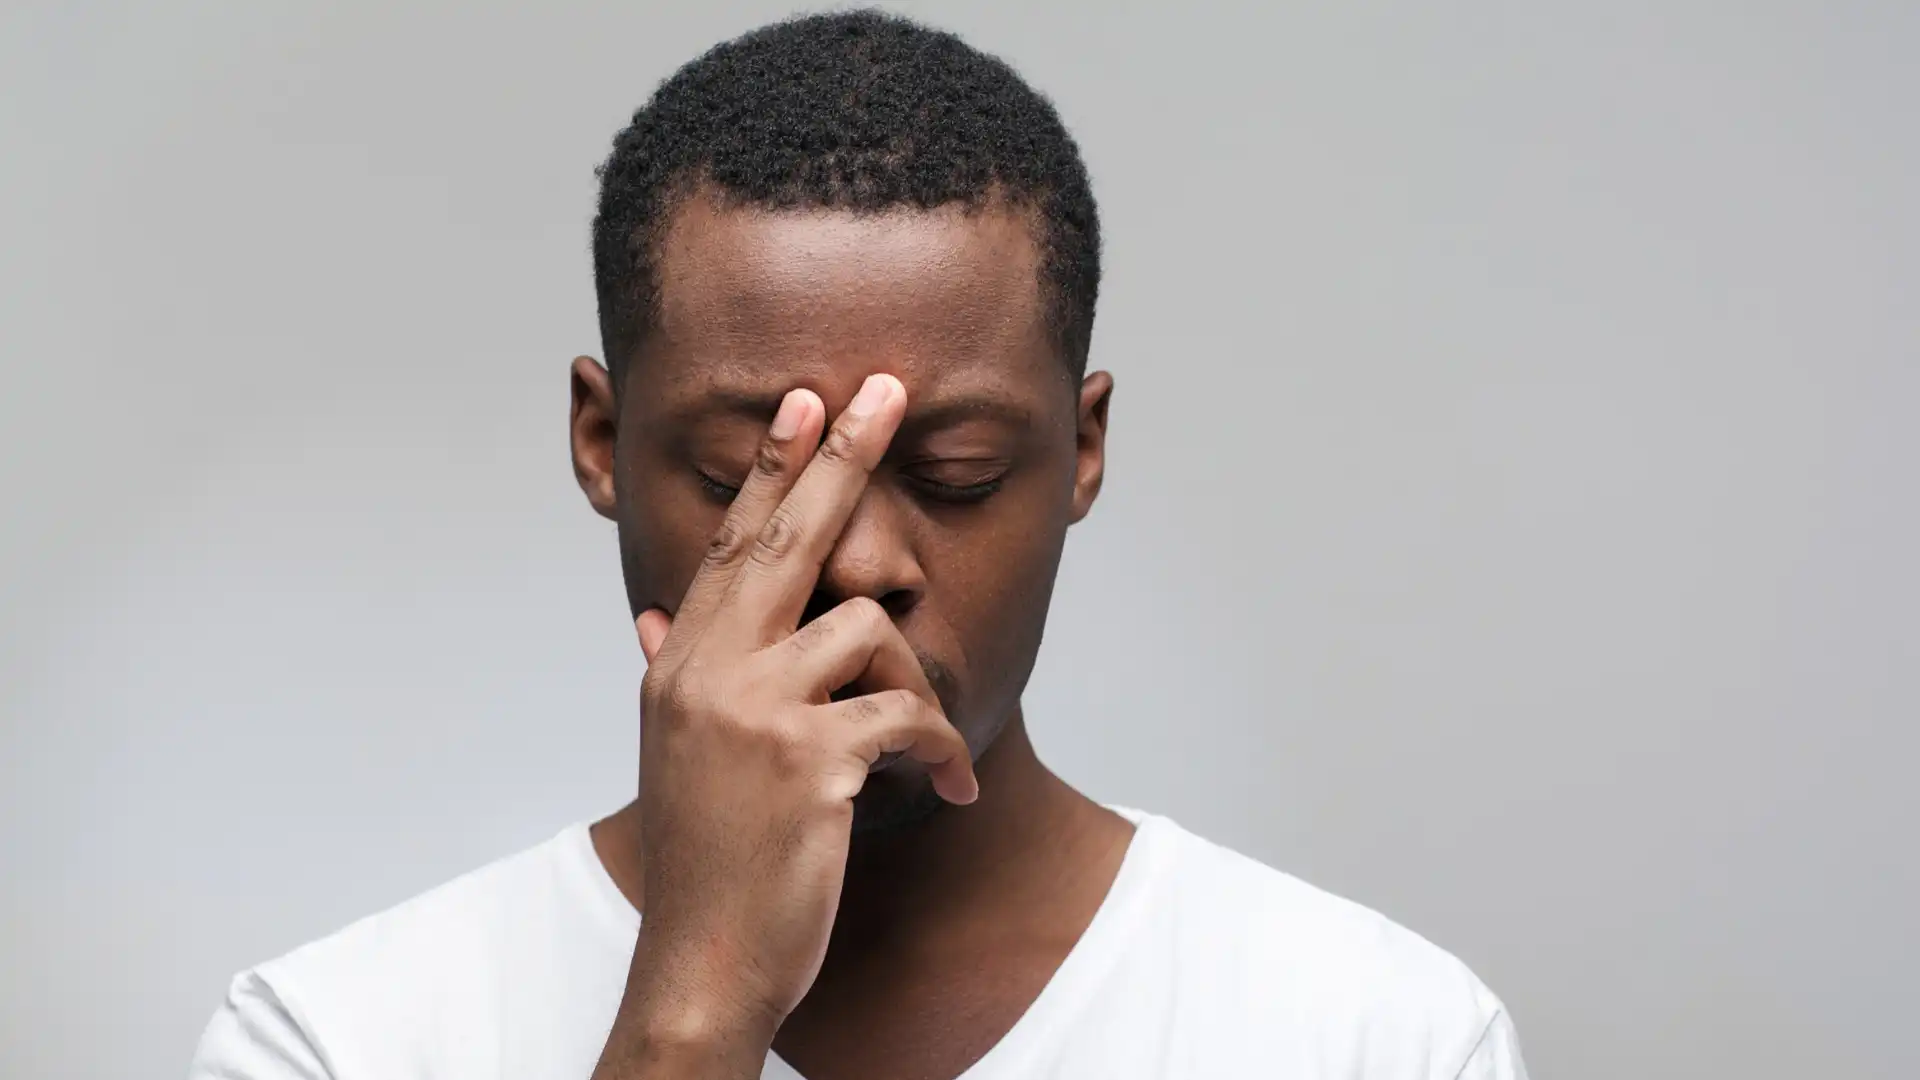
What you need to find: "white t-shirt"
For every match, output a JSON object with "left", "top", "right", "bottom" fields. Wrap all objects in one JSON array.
[{"left": 188, "top": 809, "right": 1527, "bottom": 1079}]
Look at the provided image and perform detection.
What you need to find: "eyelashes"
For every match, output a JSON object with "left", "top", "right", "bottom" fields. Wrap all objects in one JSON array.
[
  {"left": 691, "top": 470, "right": 1006, "bottom": 506},
  {"left": 695, "top": 471, "right": 742, "bottom": 502},
  {"left": 901, "top": 475, "right": 1004, "bottom": 504}
]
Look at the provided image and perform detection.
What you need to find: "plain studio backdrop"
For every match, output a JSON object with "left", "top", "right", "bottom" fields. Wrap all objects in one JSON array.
[{"left": 3, "top": 2, "right": 1916, "bottom": 1078}]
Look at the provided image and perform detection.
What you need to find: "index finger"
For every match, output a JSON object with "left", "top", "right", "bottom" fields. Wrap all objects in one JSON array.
[
  {"left": 668, "top": 387, "right": 825, "bottom": 645},
  {"left": 719, "top": 373, "right": 906, "bottom": 643}
]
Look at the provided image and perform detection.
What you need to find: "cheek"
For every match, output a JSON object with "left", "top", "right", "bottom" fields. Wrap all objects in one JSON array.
[
  {"left": 927, "top": 493, "right": 1070, "bottom": 678},
  {"left": 619, "top": 479, "right": 727, "bottom": 612}
]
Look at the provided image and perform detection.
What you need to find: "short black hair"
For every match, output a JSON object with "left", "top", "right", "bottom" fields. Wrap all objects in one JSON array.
[{"left": 591, "top": 9, "right": 1100, "bottom": 383}]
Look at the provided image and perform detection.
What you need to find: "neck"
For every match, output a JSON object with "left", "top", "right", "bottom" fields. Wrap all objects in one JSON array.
[{"left": 832, "top": 714, "right": 1106, "bottom": 940}]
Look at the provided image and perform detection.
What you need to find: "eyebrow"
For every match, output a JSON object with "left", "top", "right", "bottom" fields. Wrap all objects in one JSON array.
[{"left": 664, "top": 389, "right": 1037, "bottom": 433}]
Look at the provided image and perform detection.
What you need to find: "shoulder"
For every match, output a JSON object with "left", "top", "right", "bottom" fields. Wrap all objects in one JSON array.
[
  {"left": 188, "top": 823, "right": 628, "bottom": 1080},
  {"left": 1153, "top": 815, "right": 1496, "bottom": 1004},
  {"left": 1131, "top": 812, "right": 1524, "bottom": 1078},
  {"left": 261, "top": 822, "right": 608, "bottom": 1003}
]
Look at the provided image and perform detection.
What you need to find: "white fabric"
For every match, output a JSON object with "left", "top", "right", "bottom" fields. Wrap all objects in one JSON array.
[{"left": 189, "top": 809, "right": 1527, "bottom": 1079}]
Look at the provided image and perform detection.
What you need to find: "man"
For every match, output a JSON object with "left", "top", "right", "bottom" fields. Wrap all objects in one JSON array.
[{"left": 190, "top": 11, "right": 1526, "bottom": 1080}]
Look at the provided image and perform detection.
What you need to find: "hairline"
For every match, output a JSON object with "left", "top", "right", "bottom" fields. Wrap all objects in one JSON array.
[{"left": 608, "top": 177, "right": 1082, "bottom": 391}]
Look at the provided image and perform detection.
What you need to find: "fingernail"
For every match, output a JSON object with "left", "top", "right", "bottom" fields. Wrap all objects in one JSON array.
[
  {"left": 845, "top": 374, "right": 897, "bottom": 419},
  {"left": 769, "top": 390, "right": 804, "bottom": 439}
]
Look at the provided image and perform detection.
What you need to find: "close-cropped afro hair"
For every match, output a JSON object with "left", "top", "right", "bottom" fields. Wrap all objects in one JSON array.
[{"left": 590, "top": 9, "right": 1101, "bottom": 384}]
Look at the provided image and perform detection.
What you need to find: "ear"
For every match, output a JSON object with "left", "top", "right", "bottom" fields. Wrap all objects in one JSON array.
[
  {"left": 570, "top": 355, "right": 620, "bottom": 521},
  {"left": 1069, "top": 370, "right": 1113, "bottom": 524}
]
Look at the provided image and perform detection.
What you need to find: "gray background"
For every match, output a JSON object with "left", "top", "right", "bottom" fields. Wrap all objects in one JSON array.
[{"left": 3, "top": 2, "right": 1915, "bottom": 1078}]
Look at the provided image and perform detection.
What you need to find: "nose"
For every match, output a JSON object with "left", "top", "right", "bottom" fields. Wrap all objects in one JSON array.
[{"left": 806, "top": 484, "right": 926, "bottom": 621}]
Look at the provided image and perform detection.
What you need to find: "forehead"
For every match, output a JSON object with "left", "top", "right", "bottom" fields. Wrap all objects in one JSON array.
[{"left": 632, "top": 190, "right": 1062, "bottom": 414}]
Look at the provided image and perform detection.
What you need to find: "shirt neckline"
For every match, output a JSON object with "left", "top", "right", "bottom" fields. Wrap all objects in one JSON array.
[
  {"left": 566, "top": 806, "right": 1174, "bottom": 1080},
  {"left": 557, "top": 818, "right": 642, "bottom": 941},
  {"left": 924, "top": 806, "right": 1170, "bottom": 1080}
]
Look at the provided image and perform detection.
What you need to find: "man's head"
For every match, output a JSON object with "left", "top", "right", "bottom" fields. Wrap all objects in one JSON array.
[
  {"left": 588, "top": 9, "right": 1101, "bottom": 388},
  {"left": 569, "top": 10, "right": 1111, "bottom": 830}
]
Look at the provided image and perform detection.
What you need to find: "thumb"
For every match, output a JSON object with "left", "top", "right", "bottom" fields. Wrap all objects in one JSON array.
[{"left": 635, "top": 608, "right": 673, "bottom": 664}]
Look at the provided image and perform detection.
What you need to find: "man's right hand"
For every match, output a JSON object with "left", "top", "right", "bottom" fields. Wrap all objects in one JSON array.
[{"left": 594, "top": 374, "right": 979, "bottom": 1078}]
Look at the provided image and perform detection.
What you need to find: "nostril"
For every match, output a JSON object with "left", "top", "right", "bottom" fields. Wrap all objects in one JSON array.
[
  {"left": 801, "top": 588, "right": 917, "bottom": 626},
  {"left": 799, "top": 590, "right": 838, "bottom": 628}
]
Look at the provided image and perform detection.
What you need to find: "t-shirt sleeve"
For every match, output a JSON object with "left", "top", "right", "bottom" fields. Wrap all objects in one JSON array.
[
  {"left": 1448, "top": 1007, "right": 1529, "bottom": 1080},
  {"left": 187, "top": 970, "right": 333, "bottom": 1080}
]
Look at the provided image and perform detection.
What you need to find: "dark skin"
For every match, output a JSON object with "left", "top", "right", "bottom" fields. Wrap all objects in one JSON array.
[{"left": 569, "top": 187, "right": 1130, "bottom": 1080}]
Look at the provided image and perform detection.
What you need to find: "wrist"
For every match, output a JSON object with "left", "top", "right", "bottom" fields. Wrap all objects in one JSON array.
[
  {"left": 608, "top": 935, "right": 785, "bottom": 1073},
  {"left": 601, "top": 989, "right": 779, "bottom": 1080},
  {"left": 629, "top": 993, "right": 781, "bottom": 1057}
]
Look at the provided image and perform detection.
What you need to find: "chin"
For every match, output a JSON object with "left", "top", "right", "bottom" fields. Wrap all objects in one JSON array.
[{"left": 849, "top": 772, "right": 949, "bottom": 836}]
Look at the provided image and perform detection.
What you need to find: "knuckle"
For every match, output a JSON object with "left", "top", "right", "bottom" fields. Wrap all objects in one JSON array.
[
  {"left": 750, "top": 507, "right": 803, "bottom": 565},
  {"left": 639, "top": 669, "right": 670, "bottom": 711},
  {"left": 752, "top": 435, "right": 789, "bottom": 479},
  {"left": 762, "top": 713, "right": 817, "bottom": 778},
  {"left": 641, "top": 671, "right": 706, "bottom": 736},
  {"left": 816, "top": 769, "right": 865, "bottom": 805},
  {"left": 703, "top": 519, "right": 750, "bottom": 568},
  {"left": 817, "top": 421, "right": 861, "bottom": 466},
  {"left": 839, "top": 694, "right": 883, "bottom": 726},
  {"left": 660, "top": 675, "right": 705, "bottom": 723},
  {"left": 787, "top": 613, "right": 833, "bottom": 652},
  {"left": 875, "top": 687, "right": 925, "bottom": 721},
  {"left": 766, "top": 711, "right": 811, "bottom": 750}
]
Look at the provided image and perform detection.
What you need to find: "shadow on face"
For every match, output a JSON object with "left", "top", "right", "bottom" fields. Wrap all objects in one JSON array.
[{"left": 572, "top": 187, "right": 1112, "bottom": 830}]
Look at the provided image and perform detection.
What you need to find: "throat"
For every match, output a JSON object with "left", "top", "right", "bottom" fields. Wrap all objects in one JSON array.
[
  {"left": 774, "top": 717, "right": 1136, "bottom": 1080},
  {"left": 834, "top": 715, "right": 1084, "bottom": 930}
]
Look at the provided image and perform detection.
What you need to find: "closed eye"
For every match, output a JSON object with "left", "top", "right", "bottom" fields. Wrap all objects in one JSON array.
[
  {"left": 695, "top": 470, "right": 741, "bottom": 504},
  {"left": 696, "top": 466, "right": 1005, "bottom": 505},
  {"left": 901, "top": 471, "right": 1006, "bottom": 505}
]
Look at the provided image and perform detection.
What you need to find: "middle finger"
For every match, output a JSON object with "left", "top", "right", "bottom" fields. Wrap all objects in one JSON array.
[{"left": 719, "top": 373, "right": 906, "bottom": 643}]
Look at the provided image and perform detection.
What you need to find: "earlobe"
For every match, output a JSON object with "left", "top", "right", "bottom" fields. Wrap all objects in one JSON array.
[
  {"left": 569, "top": 355, "right": 621, "bottom": 521},
  {"left": 1070, "top": 371, "right": 1113, "bottom": 524}
]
